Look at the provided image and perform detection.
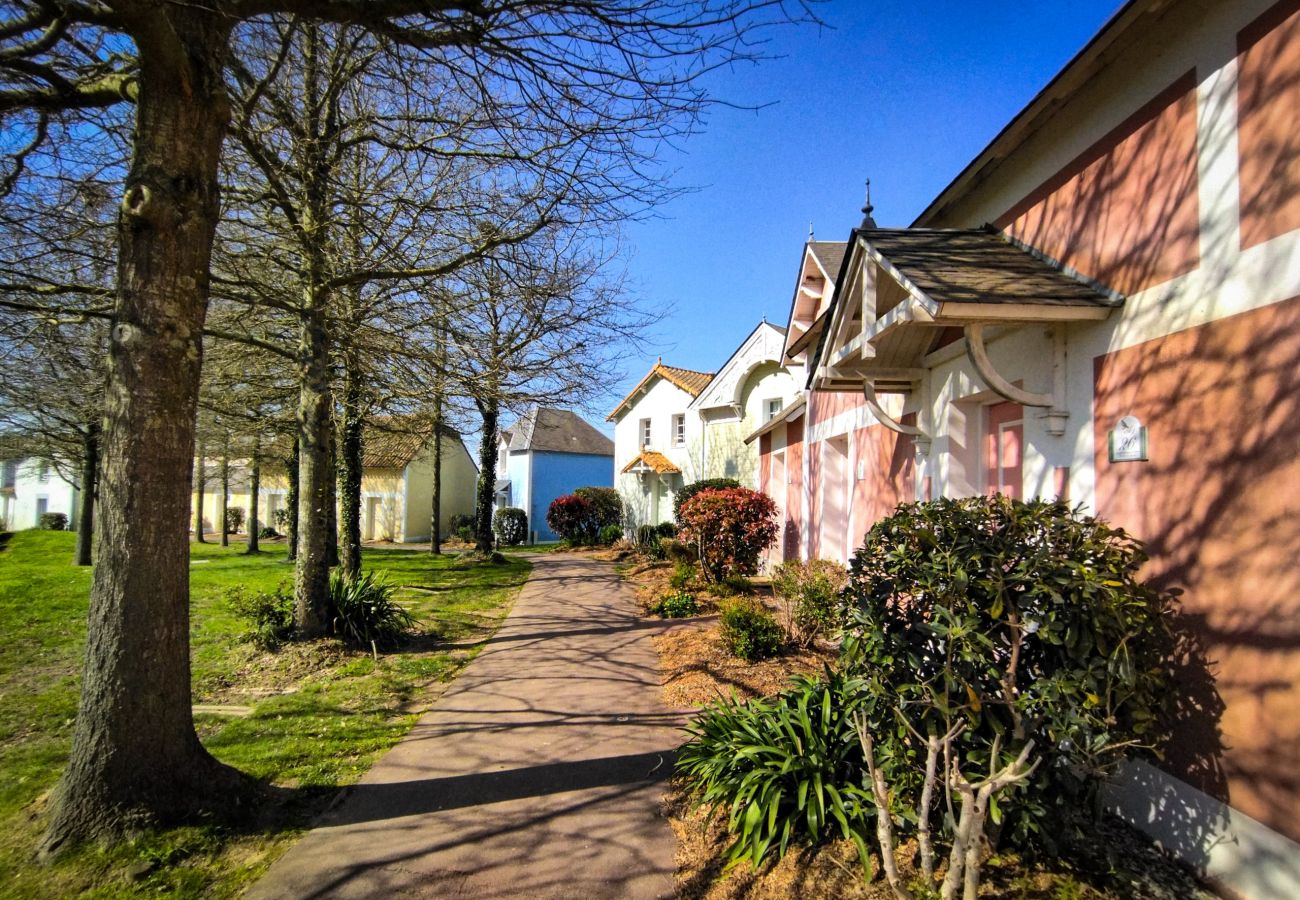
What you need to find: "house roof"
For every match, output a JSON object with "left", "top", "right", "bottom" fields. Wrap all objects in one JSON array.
[
  {"left": 690, "top": 321, "right": 789, "bottom": 413},
  {"left": 607, "top": 362, "right": 715, "bottom": 421},
  {"left": 807, "top": 241, "right": 847, "bottom": 280},
  {"left": 509, "top": 406, "right": 613, "bottom": 456},
  {"left": 807, "top": 226, "right": 1121, "bottom": 392},
  {"left": 619, "top": 450, "right": 682, "bottom": 475},
  {"left": 743, "top": 395, "right": 807, "bottom": 445},
  {"left": 858, "top": 227, "right": 1123, "bottom": 309},
  {"left": 364, "top": 415, "right": 468, "bottom": 469}
]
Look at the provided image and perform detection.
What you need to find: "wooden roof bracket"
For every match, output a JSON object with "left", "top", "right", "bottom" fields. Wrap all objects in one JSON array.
[
  {"left": 964, "top": 322, "right": 1068, "bottom": 436},
  {"left": 863, "top": 381, "right": 931, "bottom": 456}
]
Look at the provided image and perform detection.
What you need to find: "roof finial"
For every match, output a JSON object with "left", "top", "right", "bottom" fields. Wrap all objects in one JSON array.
[
  {"left": 861, "top": 178, "right": 877, "bottom": 229},
  {"left": 808, "top": 221, "right": 814, "bottom": 242}
]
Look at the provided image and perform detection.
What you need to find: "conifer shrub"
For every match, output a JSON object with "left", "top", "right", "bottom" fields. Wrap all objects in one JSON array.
[{"left": 493, "top": 507, "right": 528, "bottom": 546}]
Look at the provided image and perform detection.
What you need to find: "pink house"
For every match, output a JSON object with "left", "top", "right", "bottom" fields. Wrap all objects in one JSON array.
[{"left": 753, "top": 0, "right": 1300, "bottom": 894}]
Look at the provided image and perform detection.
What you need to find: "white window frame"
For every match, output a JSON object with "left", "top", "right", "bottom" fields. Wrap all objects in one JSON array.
[
  {"left": 639, "top": 417, "right": 652, "bottom": 449},
  {"left": 765, "top": 398, "right": 782, "bottom": 422},
  {"left": 672, "top": 414, "right": 685, "bottom": 447}
]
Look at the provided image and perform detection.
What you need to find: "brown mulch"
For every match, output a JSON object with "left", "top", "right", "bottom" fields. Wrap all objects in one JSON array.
[
  {"left": 655, "top": 623, "right": 834, "bottom": 709},
  {"left": 618, "top": 551, "right": 1211, "bottom": 900}
]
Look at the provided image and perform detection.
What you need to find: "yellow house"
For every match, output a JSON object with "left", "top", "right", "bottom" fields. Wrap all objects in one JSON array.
[{"left": 192, "top": 421, "right": 478, "bottom": 543}]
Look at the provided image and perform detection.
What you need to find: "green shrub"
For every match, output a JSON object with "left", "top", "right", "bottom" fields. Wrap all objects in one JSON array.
[
  {"left": 454, "top": 525, "right": 474, "bottom": 542},
  {"left": 636, "top": 524, "right": 658, "bottom": 546},
  {"left": 677, "top": 670, "right": 872, "bottom": 869},
  {"left": 327, "top": 570, "right": 417, "bottom": 649},
  {"left": 719, "top": 599, "right": 784, "bottom": 661},
  {"left": 841, "top": 496, "right": 1177, "bottom": 851},
  {"left": 574, "top": 487, "right": 622, "bottom": 532},
  {"left": 257, "top": 525, "right": 280, "bottom": 539},
  {"left": 272, "top": 507, "right": 291, "bottom": 530},
  {"left": 226, "top": 582, "right": 294, "bottom": 649},
  {"left": 673, "top": 477, "right": 741, "bottom": 523},
  {"left": 448, "top": 512, "right": 475, "bottom": 534},
  {"left": 38, "top": 512, "right": 68, "bottom": 531},
  {"left": 772, "top": 559, "right": 849, "bottom": 647},
  {"left": 493, "top": 507, "right": 528, "bottom": 546},
  {"left": 661, "top": 537, "right": 696, "bottom": 564},
  {"left": 655, "top": 520, "right": 677, "bottom": 538},
  {"left": 678, "top": 487, "right": 779, "bottom": 583},
  {"left": 224, "top": 506, "right": 245, "bottom": 534},
  {"left": 669, "top": 562, "right": 694, "bottom": 590},
  {"left": 650, "top": 591, "right": 699, "bottom": 618},
  {"left": 598, "top": 523, "right": 623, "bottom": 545}
]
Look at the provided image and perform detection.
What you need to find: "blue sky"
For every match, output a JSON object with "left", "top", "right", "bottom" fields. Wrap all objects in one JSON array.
[{"left": 595, "top": 0, "right": 1123, "bottom": 421}]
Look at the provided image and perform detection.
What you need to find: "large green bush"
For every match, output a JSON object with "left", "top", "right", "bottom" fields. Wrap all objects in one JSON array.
[
  {"left": 224, "top": 506, "right": 245, "bottom": 534},
  {"left": 38, "top": 512, "right": 68, "bottom": 531},
  {"left": 546, "top": 493, "right": 596, "bottom": 543},
  {"left": 673, "top": 477, "right": 741, "bottom": 523},
  {"left": 677, "top": 670, "right": 872, "bottom": 869},
  {"left": 226, "top": 582, "right": 294, "bottom": 649},
  {"left": 841, "top": 495, "right": 1176, "bottom": 850},
  {"left": 493, "top": 507, "right": 528, "bottom": 545}
]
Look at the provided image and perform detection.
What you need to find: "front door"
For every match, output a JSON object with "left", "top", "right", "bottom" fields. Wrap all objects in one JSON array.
[
  {"left": 364, "top": 496, "right": 382, "bottom": 542},
  {"left": 985, "top": 401, "right": 1023, "bottom": 500}
]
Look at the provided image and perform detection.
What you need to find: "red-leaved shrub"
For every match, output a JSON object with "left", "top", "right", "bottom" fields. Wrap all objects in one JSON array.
[
  {"left": 678, "top": 487, "right": 779, "bottom": 582},
  {"left": 546, "top": 493, "right": 596, "bottom": 542}
]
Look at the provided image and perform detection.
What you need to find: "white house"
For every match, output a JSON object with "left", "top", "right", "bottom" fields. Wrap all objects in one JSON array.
[
  {"left": 609, "top": 321, "right": 806, "bottom": 528},
  {"left": 0, "top": 456, "right": 81, "bottom": 530}
]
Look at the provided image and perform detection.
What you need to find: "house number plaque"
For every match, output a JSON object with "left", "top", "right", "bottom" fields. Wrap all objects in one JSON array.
[{"left": 1108, "top": 415, "right": 1148, "bottom": 462}]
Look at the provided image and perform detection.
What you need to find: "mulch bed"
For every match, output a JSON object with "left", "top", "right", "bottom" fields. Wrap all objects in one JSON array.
[{"left": 619, "top": 554, "right": 1212, "bottom": 900}]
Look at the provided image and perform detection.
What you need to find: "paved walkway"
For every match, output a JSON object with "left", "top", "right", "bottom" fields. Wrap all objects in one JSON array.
[{"left": 247, "top": 554, "right": 686, "bottom": 900}]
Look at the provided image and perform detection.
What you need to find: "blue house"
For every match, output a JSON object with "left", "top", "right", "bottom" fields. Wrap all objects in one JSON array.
[{"left": 494, "top": 407, "right": 614, "bottom": 541}]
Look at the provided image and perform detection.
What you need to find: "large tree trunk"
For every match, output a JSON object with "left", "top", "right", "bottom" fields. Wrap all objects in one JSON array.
[
  {"left": 41, "top": 12, "right": 248, "bottom": 855},
  {"left": 337, "top": 359, "right": 364, "bottom": 580},
  {"left": 219, "top": 448, "right": 230, "bottom": 547},
  {"left": 194, "top": 441, "right": 207, "bottom": 542},
  {"left": 430, "top": 404, "right": 442, "bottom": 555},
  {"left": 294, "top": 304, "right": 334, "bottom": 636},
  {"left": 286, "top": 437, "right": 299, "bottom": 560},
  {"left": 74, "top": 423, "right": 98, "bottom": 567},
  {"left": 474, "top": 397, "right": 500, "bottom": 553},
  {"left": 245, "top": 449, "right": 260, "bottom": 555}
]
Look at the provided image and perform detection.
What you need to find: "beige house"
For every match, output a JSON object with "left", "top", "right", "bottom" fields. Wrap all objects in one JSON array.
[{"left": 192, "top": 420, "right": 477, "bottom": 543}]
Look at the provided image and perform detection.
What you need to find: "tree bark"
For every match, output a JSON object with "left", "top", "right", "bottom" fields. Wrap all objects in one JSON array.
[
  {"left": 74, "top": 423, "right": 98, "bottom": 567},
  {"left": 431, "top": 404, "right": 443, "bottom": 555},
  {"left": 294, "top": 303, "right": 334, "bottom": 635},
  {"left": 194, "top": 440, "right": 207, "bottom": 542},
  {"left": 40, "top": 10, "right": 248, "bottom": 855},
  {"left": 337, "top": 357, "right": 364, "bottom": 579},
  {"left": 245, "top": 447, "right": 260, "bottom": 554},
  {"left": 219, "top": 447, "right": 230, "bottom": 547},
  {"left": 286, "top": 437, "right": 299, "bottom": 560},
  {"left": 474, "top": 397, "right": 500, "bottom": 553}
]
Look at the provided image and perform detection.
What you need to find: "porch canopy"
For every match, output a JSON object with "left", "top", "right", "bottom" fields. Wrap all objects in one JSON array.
[
  {"left": 620, "top": 450, "right": 681, "bottom": 476},
  {"left": 810, "top": 226, "right": 1122, "bottom": 435}
]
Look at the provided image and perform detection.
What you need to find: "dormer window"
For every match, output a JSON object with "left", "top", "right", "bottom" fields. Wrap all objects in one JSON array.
[{"left": 640, "top": 418, "right": 651, "bottom": 448}]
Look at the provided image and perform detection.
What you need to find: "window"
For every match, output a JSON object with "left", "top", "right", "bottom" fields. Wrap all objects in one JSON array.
[
  {"left": 672, "top": 414, "right": 686, "bottom": 447},
  {"left": 1, "top": 461, "right": 15, "bottom": 489},
  {"left": 639, "top": 418, "right": 651, "bottom": 448},
  {"left": 765, "top": 398, "right": 783, "bottom": 422}
]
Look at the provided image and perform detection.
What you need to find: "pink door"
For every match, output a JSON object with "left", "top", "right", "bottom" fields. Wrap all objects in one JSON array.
[{"left": 985, "top": 401, "right": 1023, "bottom": 500}]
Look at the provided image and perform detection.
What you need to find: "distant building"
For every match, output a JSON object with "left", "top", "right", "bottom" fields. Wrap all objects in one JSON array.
[
  {"left": 495, "top": 406, "right": 614, "bottom": 541},
  {"left": 0, "top": 456, "right": 81, "bottom": 530},
  {"left": 193, "top": 418, "right": 478, "bottom": 543}
]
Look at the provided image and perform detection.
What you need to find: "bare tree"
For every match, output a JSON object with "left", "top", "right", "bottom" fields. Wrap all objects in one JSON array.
[{"left": 0, "top": 0, "right": 814, "bottom": 853}]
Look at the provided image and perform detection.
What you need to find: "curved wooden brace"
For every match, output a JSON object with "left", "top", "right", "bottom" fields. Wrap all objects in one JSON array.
[
  {"left": 863, "top": 382, "right": 927, "bottom": 438},
  {"left": 963, "top": 323, "right": 1054, "bottom": 408}
]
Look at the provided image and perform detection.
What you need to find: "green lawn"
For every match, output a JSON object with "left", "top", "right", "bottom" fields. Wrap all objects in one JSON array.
[{"left": 0, "top": 531, "right": 531, "bottom": 899}]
